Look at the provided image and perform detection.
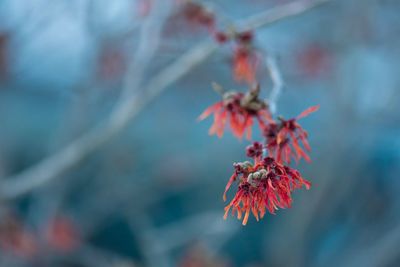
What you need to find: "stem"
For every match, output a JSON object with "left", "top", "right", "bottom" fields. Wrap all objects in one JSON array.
[{"left": 266, "top": 55, "right": 284, "bottom": 114}]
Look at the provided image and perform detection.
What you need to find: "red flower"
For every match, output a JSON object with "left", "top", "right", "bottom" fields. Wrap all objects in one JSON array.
[
  {"left": 223, "top": 155, "right": 310, "bottom": 225},
  {"left": 214, "top": 31, "right": 229, "bottom": 44},
  {"left": 0, "top": 216, "right": 37, "bottom": 258},
  {"left": 264, "top": 105, "right": 319, "bottom": 164},
  {"left": 246, "top": 141, "right": 263, "bottom": 163},
  {"left": 235, "top": 31, "right": 254, "bottom": 44},
  {"left": 45, "top": 216, "right": 80, "bottom": 251},
  {"left": 199, "top": 87, "right": 272, "bottom": 140},
  {"left": 233, "top": 47, "right": 259, "bottom": 85},
  {"left": 181, "top": 2, "right": 215, "bottom": 31}
]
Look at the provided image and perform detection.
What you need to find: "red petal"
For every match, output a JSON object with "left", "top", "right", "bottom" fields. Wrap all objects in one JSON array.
[
  {"left": 230, "top": 112, "right": 243, "bottom": 139},
  {"left": 245, "top": 116, "right": 253, "bottom": 140},
  {"left": 284, "top": 145, "right": 292, "bottom": 164},
  {"left": 258, "top": 110, "right": 274, "bottom": 124},
  {"left": 216, "top": 110, "right": 227, "bottom": 137},
  {"left": 223, "top": 173, "right": 237, "bottom": 201},
  {"left": 296, "top": 105, "right": 320, "bottom": 120},
  {"left": 198, "top": 102, "right": 223, "bottom": 121},
  {"left": 303, "top": 179, "right": 311, "bottom": 190},
  {"left": 289, "top": 132, "right": 311, "bottom": 162}
]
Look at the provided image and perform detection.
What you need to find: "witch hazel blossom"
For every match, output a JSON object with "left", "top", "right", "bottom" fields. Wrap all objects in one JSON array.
[
  {"left": 264, "top": 105, "right": 320, "bottom": 164},
  {"left": 223, "top": 154, "right": 311, "bottom": 225},
  {"left": 199, "top": 85, "right": 318, "bottom": 225},
  {"left": 198, "top": 85, "right": 318, "bottom": 226},
  {"left": 231, "top": 31, "right": 260, "bottom": 85},
  {"left": 214, "top": 30, "right": 260, "bottom": 85},
  {"left": 233, "top": 46, "right": 259, "bottom": 85},
  {"left": 181, "top": 1, "right": 261, "bottom": 85},
  {"left": 191, "top": 1, "right": 319, "bottom": 225},
  {"left": 200, "top": 98, "right": 318, "bottom": 225},
  {"left": 180, "top": 2, "right": 216, "bottom": 32},
  {"left": 198, "top": 85, "right": 272, "bottom": 140}
]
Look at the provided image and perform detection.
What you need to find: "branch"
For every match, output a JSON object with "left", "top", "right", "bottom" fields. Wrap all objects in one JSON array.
[
  {"left": 236, "top": 0, "right": 330, "bottom": 32},
  {"left": 143, "top": 211, "right": 238, "bottom": 253},
  {"left": 120, "top": 0, "right": 172, "bottom": 99},
  {"left": 72, "top": 244, "right": 137, "bottom": 267},
  {"left": 0, "top": 0, "right": 330, "bottom": 199},
  {"left": 266, "top": 55, "right": 284, "bottom": 114},
  {"left": 339, "top": 224, "right": 400, "bottom": 267}
]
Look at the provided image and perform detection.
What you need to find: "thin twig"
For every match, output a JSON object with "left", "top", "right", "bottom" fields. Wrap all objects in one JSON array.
[
  {"left": 120, "top": 0, "right": 172, "bottom": 99},
  {"left": 236, "top": 0, "right": 330, "bottom": 32},
  {"left": 266, "top": 55, "right": 284, "bottom": 114},
  {"left": 0, "top": 0, "right": 330, "bottom": 199}
]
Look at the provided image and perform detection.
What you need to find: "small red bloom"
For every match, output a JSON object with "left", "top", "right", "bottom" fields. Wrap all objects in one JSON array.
[
  {"left": 45, "top": 216, "right": 80, "bottom": 251},
  {"left": 199, "top": 86, "right": 272, "bottom": 140},
  {"left": 181, "top": 2, "right": 215, "bottom": 31},
  {"left": 223, "top": 155, "right": 310, "bottom": 225},
  {"left": 233, "top": 47, "right": 259, "bottom": 85},
  {"left": 297, "top": 43, "right": 332, "bottom": 78},
  {"left": 236, "top": 31, "right": 254, "bottom": 44},
  {"left": 214, "top": 31, "right": 229, "bottom": 44},
  {"left": 0, "top": 216, "right": 37, "bottom": 258},
  {"left": 246, "top": 141, "right": 263, "bottom": 163},
  {"left": 264, "top": 105, "right": 319, "bottom": 164}
]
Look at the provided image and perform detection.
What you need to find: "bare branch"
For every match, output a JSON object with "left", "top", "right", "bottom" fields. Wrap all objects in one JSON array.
[
  {"left": 143, "top": 211, "right": 238, "bottom": 253},
  {"left": 0, "top": 0, "right": 330, "bottom": 199},
  {"left": 120, "top": 0, "right": 172, "bottom": 99},
  {"left": 266, "top": 55, "right": 284, "bottom": 114},
  {"left": 236, "top": 0, "right": 330, "bottom": 32},
  {"left": 72, "top": 244, "right": 137, "bottom": 267},
  {"left": 339, "top": 223, "right": 400, "bottom": 267}
]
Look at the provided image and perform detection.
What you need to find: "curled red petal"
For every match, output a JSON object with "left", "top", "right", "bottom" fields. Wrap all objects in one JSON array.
[
  {"left": 296, "top": 105, "right": 320, "bottom": 120},
  {"left": 289, "top": 132, "right": 311, "bottom": 162},
  {"left": 229, "top": 113, "right": 241, "bottom": 138},
  {"left": 216, "top": 110, "right": 227, "bottom": 138},
  {"left": 198, "top": 102, "right": 223, "bottom": 121},
  {"left": 245, "top": 116, "right": 253, "bottom": 140},
  {"left": 223, "top": 173, "right": 237, "bottom": 201}
]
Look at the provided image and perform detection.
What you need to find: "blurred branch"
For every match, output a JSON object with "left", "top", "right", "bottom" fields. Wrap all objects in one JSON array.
[
  {"left": 71, "top": 244, "right": 137, "bottom": 267},
  {"left": 0, "top": 0, "right": 330, "bottom": 199},
  {"left": 126, "top": 211, "right": 238, "bottom": 267},
  {"left": 143, "top": 211, "right": 238, "bottom": 253},
  {"left": 265, "top": 55, "right": 284, "bottom": 114},
  {"left": 126, "top": 212, "right": 172, "bottom": 267},
  {"left": 236, "top": 0, "right": 330, "bottom": 32},
  {"left": 120, "top": 0, "right": 172, "bottom": 99},
  {"left": 339, "top": 223, "right": 400, "bottom": 267}
]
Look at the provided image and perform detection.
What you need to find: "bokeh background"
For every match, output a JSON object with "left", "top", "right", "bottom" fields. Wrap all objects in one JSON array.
[{"left": 0, "top": 0, "right": 400, "bottom": 266}]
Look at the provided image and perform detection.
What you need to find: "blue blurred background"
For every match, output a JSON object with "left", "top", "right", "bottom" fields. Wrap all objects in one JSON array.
[{"left": 0, "top": 0, "right": 399, "bottom": 266}]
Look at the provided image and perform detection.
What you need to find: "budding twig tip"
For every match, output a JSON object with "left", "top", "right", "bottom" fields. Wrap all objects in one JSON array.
[{"left": 211, "top": 82, "right": 224, "bottom": 95}]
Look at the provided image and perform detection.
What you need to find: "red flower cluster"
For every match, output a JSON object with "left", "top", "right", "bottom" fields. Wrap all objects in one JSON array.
[
  {"left": 0, "top": 213, "right": 80, "bottom": 258},
  {"left": 232, "top": 32, "right": 259, "bottom": 85},
  {"left": 223, "top": 148, "right": 311, "bottom": 225},
  {"left": 214, "top": 30, "right": 259, "bottom": 85},
  {"left": 0, "top": 216, "right": 37, "bottom": 258},
  {"left": 190, "top": 1, "right": 319, "bottom": 226},
  {"left": 233, "top": 46, "right": 259, "bottom": 85},
  {"left": 198, "top": 85, "right": 272, "bottom": 139},
  {"left": 264, "top": 105, "right": 319, "bottom": 164},
  {"left": 200, "top": 96, "right": 318, "bottom": 225},
  {"left": 180, "top": 2, "right": 260, "bottom": 85},
  {"left": 219, "top": 104, "right": 318, "bottom": 225}
]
